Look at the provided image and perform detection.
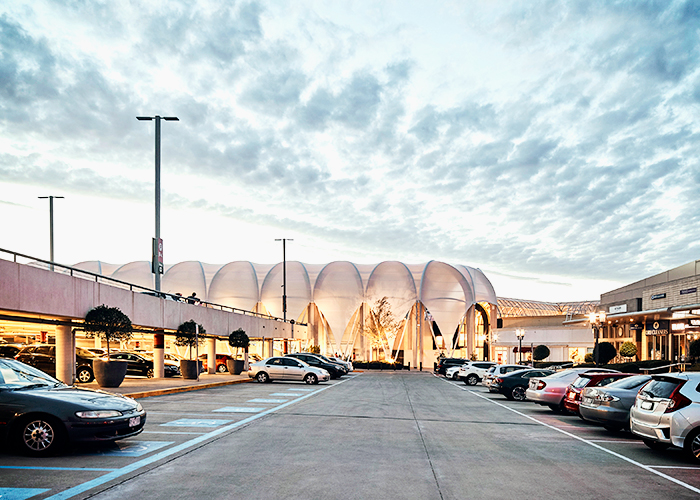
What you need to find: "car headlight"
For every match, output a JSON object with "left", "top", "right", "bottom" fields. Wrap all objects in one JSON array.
[
  {"left": 136, "top": 402, "right": 143, "bottom": 412},
  {"left": 75, "top": 410, "right": 123, "bottom": 419}
]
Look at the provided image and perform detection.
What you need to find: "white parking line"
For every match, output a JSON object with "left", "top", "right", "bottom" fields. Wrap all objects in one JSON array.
[{"left": 440, "top": 377, "right": 700, "bottom": 495}]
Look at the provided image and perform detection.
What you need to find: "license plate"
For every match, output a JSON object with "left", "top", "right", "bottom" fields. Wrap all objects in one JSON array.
[
  {"left": 129, "top": 416, "right": 141, "bottom": 427},
  {"left": 641, "top": 401, "right": 653, "bottom": 410}
]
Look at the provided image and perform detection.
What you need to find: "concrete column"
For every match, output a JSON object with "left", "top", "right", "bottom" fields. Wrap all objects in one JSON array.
[
  {"left": 154, "top": 332, "right": 164, "bottom": 378},
  {"left": 207, "top": 337, "right": 216, "bottom": 374},
  {"left": 267, "top": 339, "right": 274, "bottom": 357},
  {"left": 55, "top": 325, "right": 73, "bottom": 385}
]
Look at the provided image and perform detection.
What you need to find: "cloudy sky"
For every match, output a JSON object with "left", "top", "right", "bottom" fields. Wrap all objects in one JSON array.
[{"left": 1, "top": 0, "right": 699, "bottom": 302}]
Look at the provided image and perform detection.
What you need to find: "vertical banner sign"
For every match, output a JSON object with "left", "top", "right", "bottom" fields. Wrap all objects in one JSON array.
[{"left": 152, "top": 238, "right": 164, "bottom": 274}]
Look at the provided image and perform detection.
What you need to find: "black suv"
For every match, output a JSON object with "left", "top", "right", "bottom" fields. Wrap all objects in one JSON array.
[
  {"left": 15, "top": 344, "right": 98, "bottom": 383},
  {"left": 435, "top": 357, "right": 469, "bottom": 376},
  {"left": 286, "top": 353, "right": 344, "bottom": 379},
  {"left": 109, "top": 351, "right": 181, "bottom": 378}
]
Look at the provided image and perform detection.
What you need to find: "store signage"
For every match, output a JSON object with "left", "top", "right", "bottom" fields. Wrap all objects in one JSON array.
[
  {"left": 680, "top": 287, "right": 697, "bottom": 295},
  {"left": 672, "top": 323, "right": 687, "bottom": 331},
  {"left": 645, "top": 320, "right": 669, "bottom": 336},
  {"left": 609, "top": 304, "right": 627, "bottom": 314},
  {"left": 630, "top": 323, "right": 643, "bottom": 330},
  {"left": 650, "top": 293, "right": 666, "bottom": 300},
  {"left": 691, "top": 319, "right": 700, "bottom": 327}
]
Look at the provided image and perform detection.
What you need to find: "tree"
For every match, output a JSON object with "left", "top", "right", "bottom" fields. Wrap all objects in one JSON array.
[
  {"left": 365, "top": 297, "right": 399, "bottom": 361},
  {"left": 533, "top": 345, "right": 550, "bottom": 361},
  {"left": 175, "top": 320, "right": 205, "bottom": 360},
  {"left": 619, "top": 341, "right": 638, "bottom": 359},
  {"left": 308, "top": 344, "right": 321, "bottom": 354},
  {"left": 593, "top": 341, "right": 617, "bottom": 365},
  {"left": 228, "top": 328, "right": 249, "bottom": 358},
  {"left": 83, "top": 305, "right": 132, "bottom": 355}
]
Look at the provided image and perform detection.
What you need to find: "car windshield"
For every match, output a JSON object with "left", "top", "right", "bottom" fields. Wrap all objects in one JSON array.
[
  {"left": 640, "top": 378, "right": 683, "bottom": 399},
  {"left": 0, "top": 358, "right": 64, "bottom": 389},
  {"left": 76, "top": 347, "right": 95, "bottom": 357},
  {"left": 572, "top": 376, "right": 591, "bottom": 388},
  {"left": 605, "top": 375, "right": 651, "bottom": 390}
]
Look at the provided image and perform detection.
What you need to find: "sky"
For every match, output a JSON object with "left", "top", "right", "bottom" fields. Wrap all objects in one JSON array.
[{"left": 1, "top": 0, "right": 699, "bottom": 303}]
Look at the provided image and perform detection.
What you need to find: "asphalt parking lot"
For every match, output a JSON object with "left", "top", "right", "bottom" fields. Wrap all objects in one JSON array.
[{"left": 1, "top": 371, "right": 699, "bottom": 500}]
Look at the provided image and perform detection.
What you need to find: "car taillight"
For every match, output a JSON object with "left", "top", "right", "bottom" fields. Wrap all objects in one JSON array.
[
  {"left": 665, "top": 386, "right": 692, "bottom": 413},
  {"left": 601, "top": 393, "right": 619, "bottom": 402},
  {"left": 495, "top": 377, "right": 503, "bottom": 383},
  {"left": 536, "top": 381, "right": 546, "bottom": 390},
  {"left": 567, "top": 391, "right": 575, "bottom": 400}
]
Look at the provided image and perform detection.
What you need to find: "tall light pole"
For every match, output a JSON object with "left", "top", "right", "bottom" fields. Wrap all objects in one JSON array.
[
  {"left": 516, "top": 328, "right": 525, "bottom": 364},
  {"left": 589, "top": 311, "right": 607, "bottom": 366},
  {"left": 38, "top": 196, "right": 64, "bottom": 271},
  {"left": 275, "top": 238, "right": 293, "bottom": 321},
  {"left": 137, "top": 115, "right": 179, "bottom": 293}
]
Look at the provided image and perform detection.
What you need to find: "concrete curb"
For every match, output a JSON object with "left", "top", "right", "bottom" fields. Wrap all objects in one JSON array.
[{"left": 123, "top": 378, "right": 253, "bottom": 399}]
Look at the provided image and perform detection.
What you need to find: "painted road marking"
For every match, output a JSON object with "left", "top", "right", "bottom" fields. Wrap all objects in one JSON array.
[
  {"left": 247, "top": 399, "right": 288, "bottom": 403},
  {"left": 212, "top": 407, "right": 266, "bottom": 413},
  {"left": 0, "top": 466, "right": 115, "bottom": 471},
  {"left": 86, "top": 441, "right": 174, "bottom": 457},
  {"left": 0, "top": 488, "right": 50, "bottom": 500},
  {"left": 270, "top": 393, "right": 299, "bottom": 397},
  {"left": 43, "top": 376, "right": 356, "bottom": 500},
  {"left": 160, "top": 419, "right": 232, "bottom": 428}
]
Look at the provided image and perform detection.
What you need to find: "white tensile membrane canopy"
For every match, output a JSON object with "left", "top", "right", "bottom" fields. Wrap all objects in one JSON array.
[
  {"left": 420, "top": 261, "right": 476, "bottom": 352},
  {"left": 72, "top": 259, "right": 496, "bottom": 354}
]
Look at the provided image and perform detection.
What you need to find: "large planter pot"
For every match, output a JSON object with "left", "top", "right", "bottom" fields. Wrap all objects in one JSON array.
[
  {"left": 93, "top": 359, "right": 128, "bottom": 388},
  {"left": 180, "top": 359, "right": 201, "bottom": 379},
  {"left": 226, "top": 359, "right": 246, "bottom": 375}
]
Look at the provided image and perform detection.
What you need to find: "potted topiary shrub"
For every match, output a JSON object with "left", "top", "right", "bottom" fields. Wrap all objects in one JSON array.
[
  {"left": 176, "top": 320, "right": 205, "bottom": 379},
  {"left": 620, "top": 341, "right": 637, "bottom": 360},
  {"left": 227, "top": 328, "right": 249, "bottom": 374},
  {"left": 593, "top": 341, "right": 617, "bottom": 366},
  {"left": 533, "top": 345, "right": 550, "bottom": 364},
  {"left": 83, "top": 305, "right": 132, "bottom": 387}
]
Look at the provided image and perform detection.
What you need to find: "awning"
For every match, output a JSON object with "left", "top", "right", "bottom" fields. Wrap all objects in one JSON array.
[{"left": 513, "top": 346, "right": 532, "bottom": 353}]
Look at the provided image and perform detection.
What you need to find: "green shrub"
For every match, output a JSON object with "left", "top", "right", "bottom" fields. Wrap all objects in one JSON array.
[
  {"left": 175, "top": 320, "right": 205, "bottom": 359},
  {"left": 594, "top": 342, "right": 617, "bottom": 364},
  {"left": 584, "top": 353, "right": 594, "bottom": 363},
  {"left": 620, "top": 341, "right": 637, "bottom": 359},
  {"left": 533, "top": 345, "right": 550, "bottom": 361},
  {"left": 83, "top": 305, "right": 132, "bottom": 355}
]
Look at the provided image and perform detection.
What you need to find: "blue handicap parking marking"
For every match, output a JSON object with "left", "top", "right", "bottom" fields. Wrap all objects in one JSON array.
[
  {"left": 88, "top": 441, "right": 173, "bottom": 457},
  {"left": 0, "top": 488, "right": 50, "bottom": 500},
  {"left": 212, "top": 407, "right": 265, "bottom": 413},
  {"left": 247, "top": 399, "right": 288, "bottom": 403},
  {"left": 285, "top": 388, "right": 314, "bottom": 392},
  {"left": 161, "top": 418, "right": 232, "bottom": 428}
]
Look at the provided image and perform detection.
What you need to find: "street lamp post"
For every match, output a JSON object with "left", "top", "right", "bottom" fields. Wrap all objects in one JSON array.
[
  {"left": 589, "top": 311, "right": 607, "bottom": 366},
  {"left": 38, "top": 196, "right": 64, "bottom": 271},
  {"left": 515, "top": 328, "right": 525, "bottom": 364},
  {"left": 275, "top": 238, "right": 293, "bottom": 322},
  {"left": 137, "top": 115, "right": 179, "bottom": 293}
]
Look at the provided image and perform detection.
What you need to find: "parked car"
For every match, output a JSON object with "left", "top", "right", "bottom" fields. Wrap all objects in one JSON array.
[
  {"left": 456, "top": 361, "right": 497, "bottom": 385},
  {"left": 0, "top": 357, "right": 146, "bottom": 456},
  {"left": 490, "top": 368, "right": 555, "bottom": 400},
  {"left": 198, "top": 353, "right": 234, "bottom": 373},
  {"left": 15, "top": 344, "right": 98, "bottom": 383},
  {"left": 482, "top": 364, "right": 529, "bottom": 391},
  {"left": 630, "top": 373, "right": 700, "bottom": 461},
  {"left": 248, "top": 356, "right": 329, "bottom": 384},
  {"left": 0, "top": 343, "right": 23, "bottom": 358},
  {"left": 309, "top": 353, "right": 349, "bottom": 375},
  {"left": 526, "top": 368, "right": 619, "bottom": 412},
  {"left": 435, "top": 358, "right": 468, "bottom": 376},
  {"left": 563, "top": 372, "right": 634, "bottom": 415},
  {"left": 86, "top": 347, "right": 108, "bottom": 357},
  {"left": 286, "top": 353, "right": 345, "bottom": 379},
  {"left": 579, "top": 374, "right": 652, "bottom": 431},
  {"left": 108, "top": 351, "right": 181, "bottom": 378},
  {"left": 328, "top": 356, "right": 353, "bottom": 372}
]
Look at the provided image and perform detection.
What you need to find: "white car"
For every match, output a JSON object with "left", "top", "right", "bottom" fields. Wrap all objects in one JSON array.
[
  {"left": 456, "top": 361, "right": 497, "bottom": 385},
  {"left": 482, "top": 364, "right": 529, "bottom": 391},
  {"left": 248, "top": 356, "right": 330, "bottom": 384},
  {"left": 630, "top": 373, "right": 700, "bottom": 462}
]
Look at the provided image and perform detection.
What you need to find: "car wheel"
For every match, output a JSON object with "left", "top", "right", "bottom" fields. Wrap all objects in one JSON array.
[
  {"left": 684, "top": 428, "right": 700, "bottom": 463},
  {"left": 76, "top": 367, "right": 94, "bottom": 383},
  {"left": 256, "top": 371, "right": 270, "bottom": 383},
  {"left": 304, "top": 373, "right": 318, "bottom": 385},
  {"left": 146, "top": 368, "right": 154, "bottom": 378},
  {"left": 465, "top": 375, "right": 478, "bottom": 386},
  {"left": 15, "top": 416, "right": 65, "bottom": 456},
  {"left": 511, "top": 386, "right": 527, "bottom": 401},
  {"left": 643, "top": 439, "right": 669, "bottom": 451},
  {"left": 217, "top": 363, "right": 228, "bottom": 373}
]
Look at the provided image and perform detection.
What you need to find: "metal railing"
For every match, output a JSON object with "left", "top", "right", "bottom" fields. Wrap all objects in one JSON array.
[{"left": 0, "top": 247, "right": 304, "bottom": 325}]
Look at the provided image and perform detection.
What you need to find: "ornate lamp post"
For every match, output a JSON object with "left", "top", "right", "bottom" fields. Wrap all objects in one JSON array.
[
  {"left": 589, "top": 311, "right": 607, "bottom": 366},
  {"left": 516, "top": 328, "right": 525, "bottom": 364}
]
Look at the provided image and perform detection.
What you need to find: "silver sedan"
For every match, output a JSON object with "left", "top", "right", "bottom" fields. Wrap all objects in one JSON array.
[{"left": 248, "top": 356, "right": 330, "bottom": 384}]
